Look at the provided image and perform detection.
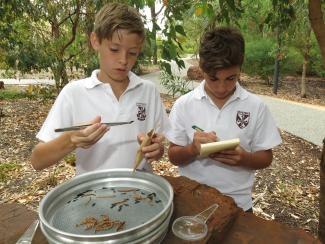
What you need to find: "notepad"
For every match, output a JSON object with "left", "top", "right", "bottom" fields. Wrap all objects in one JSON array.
[{"left": 199, "top": 138, "right": 240, "bottom": 158}]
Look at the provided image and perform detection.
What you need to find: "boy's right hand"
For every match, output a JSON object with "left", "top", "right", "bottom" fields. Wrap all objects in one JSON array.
[
  {"left": 191, "top": 131, "right": 217, "bottom": 156},
  {"left": 68, "top": 116, "right": 109, "bottom": 149}
]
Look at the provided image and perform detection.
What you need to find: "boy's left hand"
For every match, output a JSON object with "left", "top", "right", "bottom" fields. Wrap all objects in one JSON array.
[
  {"left": 209, "top": 145, "right": 247, "bottom": 166},
  {"left": 137, "top": 133, "right": 165, "bottom": 163}
]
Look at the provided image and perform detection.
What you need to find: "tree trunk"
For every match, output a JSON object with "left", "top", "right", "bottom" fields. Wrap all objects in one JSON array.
[
  {"left": 308, "top": 0, "right": 325, "bottom": 66},
  {"left": 319, "top": 137, "right": 325, "bottom": 242},
  {"left": 301, "top": 28, "right": 312, "bottom": 98},
  {"left": 301, "top": 57, "right": 307, "bottom": 98},
  {"left": 150, "top": 5, "right": 158, "bottom": 65},
  {"left": 272, "top": 30, "right": 281, "bottom": 95},
  {"left": 272, "top": 59, "right": 280, "bottom": 94},
  {"left": 52, "top": 60, "right": 68, "bottom": 92}
]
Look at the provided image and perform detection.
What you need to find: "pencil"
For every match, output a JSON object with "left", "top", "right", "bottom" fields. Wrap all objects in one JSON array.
[{"left": 192, "top": 125, "right": 204, "bottom": 132}]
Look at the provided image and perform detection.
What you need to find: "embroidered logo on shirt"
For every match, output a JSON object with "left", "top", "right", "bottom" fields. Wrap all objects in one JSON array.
[
  {"left": 136, "top": 103, "right": 147, "bottom": 121},
  {"left": 236, "top": 111, "right": 250, "bottom": 129}
]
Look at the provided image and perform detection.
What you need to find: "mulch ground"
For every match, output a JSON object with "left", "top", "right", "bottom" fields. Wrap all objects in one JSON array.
[{"left": 0, "top": 75, "right": 324, "bottom": 238}]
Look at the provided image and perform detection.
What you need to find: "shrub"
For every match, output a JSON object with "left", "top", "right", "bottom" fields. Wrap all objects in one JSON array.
[
  {"left": 24, "top": 84, "right": 57, "bottom": 101},
  {"left": 160, "top": 71, "right": 191, "bottom": 98},
  {"left": 242, "top": 37, "right": 275, "bottom": 83},
  {"left": 0, "top": 87, "right": 29, "bottom": 100},
  {"left": 281, "top": 47, "right": 303, "bottom": 75},
  {"left": 309, "top": 45, "right": 325, "bottom": 77}
]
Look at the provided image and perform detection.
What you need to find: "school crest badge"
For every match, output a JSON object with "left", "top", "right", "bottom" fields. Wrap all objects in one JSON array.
[
  {"left": 136, "top": 103, "right": 147, "bottom": 121},
  {"left": 236, "top": 111, "right": 250, "bottom": 129}
]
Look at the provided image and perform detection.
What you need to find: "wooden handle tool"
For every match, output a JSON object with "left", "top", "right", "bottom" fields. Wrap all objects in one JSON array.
[{"left": 133, "top": 129, "right": 155, "bottom": 172}]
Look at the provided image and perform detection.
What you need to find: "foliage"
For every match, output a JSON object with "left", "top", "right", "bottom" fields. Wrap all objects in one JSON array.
[
  {"left": 25, "top": 84, "right": 57, "bottom": 101},
  {"left": 310, "top": 44, "right": 325, "bottom": 77},
  {"left": 242, "top": 37, "right": 275, "bottom": 83},
  {"left": 0, "top": 0, "right": 89, "bottom": 91},
  {"left": 0, "top": 87, "right": 29, "bottom": 100},
  {"left": 160, "top": 71, "right": 191, "bottom": 97},
  {"left": 0, "top": 162, "right": 21, "bottom": 182},
  {"left": 243, "top": 36, "right": 307, "bottom": 82},
  {"left": 281, "top": 47, "right": 303, "bottom": 75},
  {"left": 1, "top": 0, "right": 324, "bottom": 91}
]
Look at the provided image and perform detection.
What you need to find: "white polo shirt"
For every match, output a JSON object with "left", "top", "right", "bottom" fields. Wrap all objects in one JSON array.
[
  {"left": 37, "top": 70, "right": 170, "bottom": 175},
  {"left": 165, "top": 81, "right": 282, "bottom": 210}
]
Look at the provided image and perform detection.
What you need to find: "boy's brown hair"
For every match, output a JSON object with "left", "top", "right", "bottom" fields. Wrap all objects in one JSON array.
[
  {"left": 199, "top": 27, "right": 245, "bottom": 77},
  {"left": 94, "top": 3, "right": 145, "bottom": 43}
]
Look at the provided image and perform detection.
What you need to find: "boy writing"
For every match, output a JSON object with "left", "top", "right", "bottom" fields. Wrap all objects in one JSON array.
[
  {"left": 166, "top": 27, "right": 282, "bottom": 211},
  {"left": 31, "top": 3, "right": 169, "bottom": 175}
]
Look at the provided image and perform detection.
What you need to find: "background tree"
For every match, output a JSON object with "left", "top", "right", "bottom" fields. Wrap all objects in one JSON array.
[
  {"left": 308, "top": 0, "right": 325, "bottom": 66},
  {"left": 286, "top": 0, "right": 312, "bottom": 98},
  {"left": 147, "top": 0, "right": 166, "bottom": 64},
  {"left": 320, "top": 137, "right": 325, "bottom": 243},
  {"left": 1, "top": 0, "right": 89, "bottom": 91},
  {"left": 308, "top": 1, "right": 325, "bottom": 240},
  {"left": 264, "top": 0, "right": 295, "bottom": 94}
]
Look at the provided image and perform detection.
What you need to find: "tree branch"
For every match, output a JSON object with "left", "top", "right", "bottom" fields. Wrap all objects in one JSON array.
[{"left": 60, "top": 1, "right": 81, "bottom": 56}]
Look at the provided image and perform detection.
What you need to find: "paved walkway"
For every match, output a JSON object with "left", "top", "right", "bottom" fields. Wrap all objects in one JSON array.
[
  {"left": 260, "top": 96, "right": 325, "bottom": 146},
  {"left": 1, "top": 78, "right": 55, "bottom": 85}
]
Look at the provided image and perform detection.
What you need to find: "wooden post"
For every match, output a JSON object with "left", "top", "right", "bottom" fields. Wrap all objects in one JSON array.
[{"left": 319, "top": 137, "right": 325, "bottom": 242}]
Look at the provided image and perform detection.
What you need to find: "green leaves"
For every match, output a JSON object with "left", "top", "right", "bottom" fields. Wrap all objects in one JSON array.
[
  {"left": 175, "top": 25, "right": 186, "bottom": 36},
  {"left": 160, "top": 71, "right": 191, "bottom": 98}
]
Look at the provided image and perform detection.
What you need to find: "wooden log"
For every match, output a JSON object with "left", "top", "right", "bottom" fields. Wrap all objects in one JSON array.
[
  {"left": 223, "top": 212, "right": 321, "bottom": 244},
  {"left": 0, "top": 203, "right": 46, "bottom": 244},
  {"left": 318, "top": 137, "right": 325, "bottom": 242},
  {"left": 162, "top": 176, "right": 242, "bottom": 243}
]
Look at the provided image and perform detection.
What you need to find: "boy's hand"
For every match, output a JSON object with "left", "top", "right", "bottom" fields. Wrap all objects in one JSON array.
[
  {"left": 69, "top": 116, "right": 109, "bottom": 149},
  {"left": 191, "top": 131, "right": 217, "bottom": 156},
  {"left": 137, "top": 132, "right": 165, "bottom": 163},
  {"left": 209, "top": 145, "right": 247, "bottom": 166}
]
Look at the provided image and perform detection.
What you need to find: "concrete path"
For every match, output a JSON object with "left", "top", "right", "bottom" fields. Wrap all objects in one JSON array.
[
  {"left": 1, "top": 78, "right": 55, "bottom": 85},
  {"left": 260, "top": 96, "right": 325, "bottom": 146}
]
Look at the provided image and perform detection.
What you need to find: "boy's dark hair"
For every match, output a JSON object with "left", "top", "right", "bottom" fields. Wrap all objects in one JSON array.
[
  {"left": 199, "top": 27, "right": 245, "bottom": 77},
  {"left": 94, "top": 3, "right": 145, "bottom": 43}
]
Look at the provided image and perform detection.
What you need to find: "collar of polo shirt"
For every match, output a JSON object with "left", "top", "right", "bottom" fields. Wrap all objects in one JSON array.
[
  {"left": 84, "top": 69, "right": 143, "bottom": 91},
  {"left": 194, "top": 81, "right": 249, "bottom": 103}
]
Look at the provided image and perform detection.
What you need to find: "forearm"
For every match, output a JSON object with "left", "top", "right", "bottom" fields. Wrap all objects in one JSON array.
[
  {"left": 240, "top": 150, "right": 273, "bottom": 170},
  {"left": 168, "top": 143, "right": 198, "bottom": 166},
  {"left": 31, "top": 134, "right": 76, "bottom": 170}
]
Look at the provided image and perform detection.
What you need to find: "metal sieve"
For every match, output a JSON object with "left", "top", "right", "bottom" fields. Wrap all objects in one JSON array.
[{"left": 39, "top": 169, "right": 174, "bottom": 243}]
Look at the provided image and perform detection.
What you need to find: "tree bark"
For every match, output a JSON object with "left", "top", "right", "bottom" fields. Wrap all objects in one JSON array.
[
  {"left": 319, "top": 137, "right": 325, "bottom": 242},
  {"left": 301, "top": 57, "right": 307, "bottom": 98},
  {"left": 273, "top": 29, "right": 281, "bottom": 95},
  {"left": 150, "top": 5, "right": 158, "bottom": 65},
  {"left": 301, "top": 28, "right": 312, "bottom": 98},
  {"left": 308, "top": 0, "right": 325, "bottom": 66}
]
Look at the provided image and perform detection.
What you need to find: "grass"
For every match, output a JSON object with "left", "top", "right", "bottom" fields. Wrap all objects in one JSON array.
[
  {"left": 0, "top": 86, "right": 29, "bottom": 100},
  {"left": 0, "top": 162, "right": 22, "bottom": 182}
]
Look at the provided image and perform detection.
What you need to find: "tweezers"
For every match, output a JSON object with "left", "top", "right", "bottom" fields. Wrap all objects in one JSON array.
[{"left": 54, "top": 121, "right": 134, "bottom": 132}]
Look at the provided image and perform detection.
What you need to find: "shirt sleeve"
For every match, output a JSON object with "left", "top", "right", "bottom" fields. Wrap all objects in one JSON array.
[
  {"left": 36, "top": 88, "right": 73, "bottom": 142},
  {"left": 152, "top": 88, "right": 171, "bottom": 135},
  {"left": 165, "top": 98, "right": 189, "bottom": 147},
  {"left": 251, "top": 102, "right": 282, "bottom": 152}
]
